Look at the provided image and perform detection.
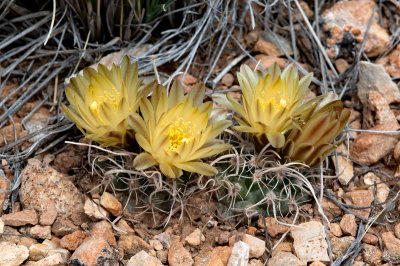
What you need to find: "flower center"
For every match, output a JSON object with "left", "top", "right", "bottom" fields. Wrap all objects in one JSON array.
[
  {"left": 258, "top": 90, "right": 288, "bottom": 110},
  {"left": 101, "top": 88, "right": 120, "bottom": 107},
  {"left": 89, "top": 86, "right": 121, "bottom": 123},
  {"left": 167, "top": 118, "right": 197, "bottom": 151}
]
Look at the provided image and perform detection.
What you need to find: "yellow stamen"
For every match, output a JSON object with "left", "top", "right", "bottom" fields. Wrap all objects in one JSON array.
[
  {"left": 91, "top": 85, "right": 121, "bottom": 110},
  {"left": 89, "top": 100, "right": 105, "bottom": 124},
  {"left": 90, "top": 86, "right": 121, "bottom": 123},
  {"left": 90, "top": 101, "right": 99, "bottom": 112},
  {"left": 167, "top": 118, "right": 197, "bottom": 151},
  {"left": 258, "top": 89, "right": 288, "bottom": 110}
]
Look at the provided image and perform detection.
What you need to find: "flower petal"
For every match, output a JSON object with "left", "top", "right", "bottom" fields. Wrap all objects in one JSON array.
[
  {"left": 133, "top": 152, "right": 157, "bottom": 170},
  {"left": 188, "top": 83, "right": 205, "bottom": 107},
  {"left": 233, "top": 125, "right": 259, "bottom": 133},
  {"left": 207, "top": 120, "right": 231, "bottom": 140},
  {"left": 159, "top": 162, "right": 179, "bottom": 178},
  {"left": 187, "top": 143, "right": 231, "bottom": 161},
  {"left": 128, "top": 113, "right": 149, "bottom": 137},
  {"left": 62, "top": 103, "right": 95, "bottom": 133},
  {"left": 175, "top": 161, "right": 218, "bottom": 176},
  {"left": 135, "top": 133, "right": 152, "bottom": 153},
  {"left": 266, "top": 132, "right": 285, "bottom": 148},
  {"left": 169, "top": 81, "right": 185, "bottom": 108}
]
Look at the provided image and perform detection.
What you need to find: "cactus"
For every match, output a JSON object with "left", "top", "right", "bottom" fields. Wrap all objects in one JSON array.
[{"left": 213, "top": 138, "right": 311, "bottom": 220}]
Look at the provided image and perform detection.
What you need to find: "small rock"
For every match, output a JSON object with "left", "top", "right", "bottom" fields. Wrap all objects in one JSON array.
[
  {"left": 0, "top": 170, "right": 10, "bottom": 216},
  {"left": 330, "top": 223, "right": 342, "bottom": 237},
  {"left": 246, "top": 226, "right": 257, "bottom": 236},
  {"left": 168, "top": 242, "right": 193, "bottom": 266},
  {"left": 39, "top": 203, "right": 57, "bottom": 226},
  {"left": 118, "top": 234, "right": 152, "bottom": 255},
  {"left": 177, "top": 74, "right": 198, "bottom": 86},
  {"left": 0, "top": 123, "right": 26, "bottom": 146},
  {"left": 157, "top": 249, "right": 168, "bottom": 264},
  {"left": 282, "top": 0, "right": 313, "bottom": 22},
  {"left": 150, "top": 239, "right": 163, "bottom": 251},
  {"left": 362, "top": 244, "right": 382, "bottom": 265},
  {"left": 365, "top": 91, "right": 397, "bottom": 125},
  {"left": 395, "top": 165, "right": 400, "bottom": 179},
  {"left": 216, "top": 231, "right": 230, "bottom": 245},
  {"left": 345, "top": 190, "right": 374, "bottom": 218},
  {"left": 221, "top": 73, "right": 234, "bottom": 87},
  {"left": 19, "top": 159, "right": 85, "bottom": 225},
  {"left": 258, "top": 217, "right": 289, "bottom": 237},
  {"left": 70, "top": 238, "right": 122, "bottom": 265},
  {"left": 1, "top": 226, "right": 37, "bottom": 248},
  {"left": 29, "top": 240, "right": 70, "bottom": 261},
  {"left": 309, "top": 262, "right": 326, "bottom": 266},
  {"left": 394, "top": 141, "right": 400, "bottom": 162},
  {"left": 340, "top": 214, "right": 357, "bottom": 236},
  {"left": 126, "top": 250, "right": 163, "bottom": 266},
  {"left": 185, "top": 228, "right": 205, "bottom": 246},
  {"left": 321, "top": 197, "right": 342, "bottom": 220},
  {"left": 0, "top": 241, "right": 29, "bottom": 265},
  {"left": 70, "top": 221, "right": 121, "bottom": 265},
  {"left": 25, "top": 253, "right": 66, "bottom": 266},
  {"left": 330, "top": 236, "right": 355, "bottom": 259},
  {"left": 271, "top": 241, "right": 292, "bottom": 256},
  {"left": 358, "top": 61, "right": 400, "bottom": 105},
  {"left": 30, "top": 225, "right": 51, "bottom": 239},
  {"left": 84, "top": 197, "right": 109, "bottom": 220},
  {"left": 195, "top": 246, "right": 232, "bottom": 266},
  {"left": 215, "top": 85, "right": 228, "bottom": 91},
  {"left": 363, "top": 172, "right": 390, "bottom": 204},
  {"left": 377, "top": 44, "right": 400, "bottom": 77},
  {"left": 60, "top": 230, "right": 86, "bottom": 251},
  {"left": 267, "top": 251, "right": 301, "bottom": 266},
  {"left": 51, "top": 218, "right": 79, "bottom": 237},
  {"left": 242, "top": 234, "right": 265, "bottom": 258},
  {"left": 0, "top": 218, "right": 4, "bottom": 233},
  {"left": 226, "top": 91, "right": 241, "bottom": 102},
  {"left": 245, "top": 54, "right": 286, "bottom": 71},
  {"left": 395, "top": 224, "right": 400, "bottom": 239},
  {"left": 363, "top": 233, "right": 378, "bottom": 245},
  {"left": 290, "top": 221, "right": 329, "bottom": 264},
  {"left": 322, "top": 1, "right": 389, "bottom": 57},
  {"left": 116, "top": 219, "right": 135, "bottom": 235},
  {"left": 350, "top": 122, "right": 400, "bottom": 166},
  {"left": 255, "top": 31, "right": 293, "bottom": 56},
  {"left": 229, "top": 233, "right": 244, "bottom": 247},
  {"left": 1, "top": 209, "right": 38, "bottom": 227},
  {"left": 24, "top": 107, "right": 51, "bottom": 142},
  {"left": 228, "top": 241, "right": 250, "bottom": 266},
  {"left": 245, "top": 31, "right": 259, "bottom": 47},
  {"left": 332, "top": 144, "right": 354, "bottom": 186},
  {"left": 253, "top": 37, "right": 281, "bottom": 57},
  {"left": 249, "top": 259, "right": 263, "bottom": 266},
  {"left": 88, "top": 220, "right": 116, "bottom": 244},
  {"left": 53, "top": 148, "right": 81, "bottom": 174},
  {"left": 100, "top": 192, "right": 122, "bottom": 216},
  {"left": 382, "top": 231, "right": 400, "bottom": 262},
  {"left": 154, "top": 232, "right": 171, "bottom": 249},
  {"left": 176, "top": 74, "right": 198, "bottom": 93},
  {"left": 347, "top": 109, "right": 362, "bottom": 139},
  {"left": 334, "top": 59, "right": 349, "bottom": 74}
]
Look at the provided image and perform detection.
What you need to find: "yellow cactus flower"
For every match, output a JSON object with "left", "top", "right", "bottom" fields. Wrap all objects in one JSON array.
[
  {"left": 226, "top": 63, "right": 313, "bottom": 148},
  {"left": 61, "top": 56, "right": 155, "bottom": 147},
  {"left": 129, "top": 82, "right": 232, "bottom": 178},
  {"left": 283, "top": 94, "right": 350, "bottom": 166}
]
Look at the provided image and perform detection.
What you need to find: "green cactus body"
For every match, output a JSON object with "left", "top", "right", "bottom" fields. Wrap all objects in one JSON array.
[{"left": 215, "top": 156, "right": 311, "bottom": 219}]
